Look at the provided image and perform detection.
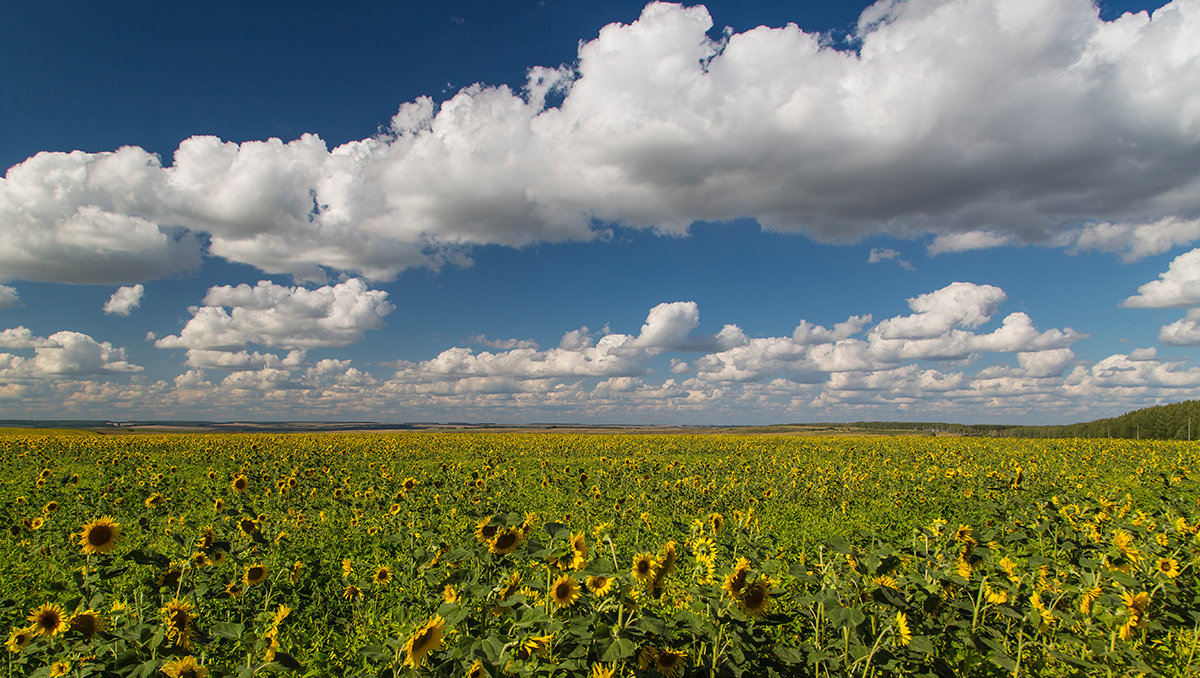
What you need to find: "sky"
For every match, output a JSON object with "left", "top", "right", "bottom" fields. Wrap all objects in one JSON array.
[{"left": 1, "top": 0, "right": 1199, "bottom": 425}]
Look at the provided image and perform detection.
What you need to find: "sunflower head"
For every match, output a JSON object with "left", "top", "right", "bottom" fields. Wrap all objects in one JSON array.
[
  {"left": 474, "top": 517, "right": 500, "bottom": 544},
  {"left": 373, "top": 566, "right": 392, "bottom": 585},
  {"left": 587, "top": 575, "right": 613, "bottom": 596},
  {"left": 79, "top": 517, "right": 121, "bottom": 555},
  {"left": 402, "top": 615, "right": 446, "bottom": 669},
  {"left": 550, "top": 575, "right": 581, "bottom": 608},
  {"left": 28, "top": 604, "right": 68, "bottom": 638},
  {"left": 6, "top": 625, "right": 36, "bottom": 653},
  {"left": 244, "top": 564, "right": 268, "bottom": 586},
  {"left": 161, "top": 655, "right": 209, "bottom": 678},
  {"left": 738, "top": 578, "right": 772, "bottom": 618},
  {"left": 161, "top": 598, "right": 194, "bottom": 648},
  {"left": 231, "top": 475, "right": 249, "bottom": 493},
  {"left": 489, "top": 528, "right": 523, "bottom": 555},
  {"left": 498, "top": 572, "right": 523, "bottom": 601},
  {"left": 466, "top": 659, "right": 485, "bottom": 678},
  {"left": 632, "top": 552, "right": 658, "bottom": 583},
  {"left": 68, "top": 609, "right": 103, "bottom": 638},
  {"left": 655, "top": 648, "right": 687, "bottom": 678}
]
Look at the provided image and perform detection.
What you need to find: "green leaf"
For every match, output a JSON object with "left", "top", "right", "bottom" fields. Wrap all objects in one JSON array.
[
  {"left": 772, "top": 646, "right": 804, "bottom": 665},
  {"left": 211, "top": 621, "right": 245, "bottom": 640},
  {"left": 543, "top": 522, "right": 569, "bottom": 540},
  {"left": 601, "top": 637, "right": 637, "bottom": 662},
  {"left": 271, "top": 652, "right": 305, "bottom": 672}
]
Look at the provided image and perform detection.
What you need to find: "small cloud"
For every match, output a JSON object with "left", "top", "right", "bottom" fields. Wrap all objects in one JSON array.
[
  {"left": 867, "top": 248, "right": 914, "bottom": 270},
  {"left": 469, "top": 334, "right": 539, "bottom": 350},
  {"left": 928, "top": 231, "right": 1014, "bottom": 255},
  {"left": 0, "top": 284, "right": 18, "bottom": 309},
  {"left": 103, "top": 284, "right": 145, "bottom": 316}
]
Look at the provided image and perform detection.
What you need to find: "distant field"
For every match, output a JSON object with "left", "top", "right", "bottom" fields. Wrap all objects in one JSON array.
[{"left": 2, "top": 432, "right": 1197, "bottom": 676}]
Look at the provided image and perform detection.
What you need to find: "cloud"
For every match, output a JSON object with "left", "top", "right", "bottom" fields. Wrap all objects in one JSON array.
[
  {"left": 469, "top": 335, "right": 540, "bottom": 350},
  {"left": 1123, "top": 248, "right": 1200, "bottom": 308},
  {"left": 871, "top": 282, "right": 1006, "bottom": 339},
  {"left": 1060, "top": 217, "right": 1200, "bottom": 262},
  {"left": 4, "top": 0, "right": 1200, "bottom": 283},
  {"left": 103, "top": 284, "right": 145, "bottom": 316},
  {"left": 927, "top": 231, "right": 1015, "bottom": 255},
  {"left": 155, "top": 278, "right": 394, "bottom": 352},
  {"left": 868, "top": 247, "right": 915, "bottom": 270},
  {"left": 0, "top": 285, "right": 18, "bottom": 309},
  {"left": 0, "top": 328, "right": 141, "bottom": 378}
]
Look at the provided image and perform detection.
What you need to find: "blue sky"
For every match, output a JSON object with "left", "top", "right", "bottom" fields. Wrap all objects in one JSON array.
[{"left": 2, "top": 0, "right": 1198, "bottom": 424}]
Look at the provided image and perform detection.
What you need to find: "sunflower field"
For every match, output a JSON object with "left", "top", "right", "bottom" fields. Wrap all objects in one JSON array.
[{"left": 1, "top": 431, "right": 1198, "bottom": 677}]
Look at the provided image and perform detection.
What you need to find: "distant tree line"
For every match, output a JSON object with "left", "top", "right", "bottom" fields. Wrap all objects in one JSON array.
[{"left": 997, "top": 400, "right": 1200, "bottom": 440}]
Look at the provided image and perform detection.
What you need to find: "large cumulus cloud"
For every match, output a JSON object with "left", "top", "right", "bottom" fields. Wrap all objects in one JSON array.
[{"left": 2, "top": 0, "right": 1198, "bottom": 283}]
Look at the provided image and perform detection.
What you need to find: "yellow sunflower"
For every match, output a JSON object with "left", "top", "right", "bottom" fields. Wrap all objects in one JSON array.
[
  {"left": 589, "top": 664, "right": 616, "bottom": 678},
  {"left": 570, "top": 531, "right": 587, "bottom": 557},
  {"left": 550, "top": 575, "right": 581, "bottom": 608},
  {"left": 161, "top": 598, "right": 195, "bottom": 648},
  {"left": 632, "top": 552, "right": 658, "bottom": 583},
  {"left": 79, "top": 517, "right": 121, "bottom": 555},
  {"left": 488, "top": 528, "right": 523, "bottom": 555},
  {"left": 372, "top": 565, "right": 392, "bottom": 585},
  {"left": 895, "top": 611, "right": 912, "bottom": 646},
  {"left": 708, "top": 512, "right": 724, "bottom": 535},
  {"left": 655, "top": 648, "right": 686, "bottom": 678},
  {"left": 27, "top": 604, "right": 68, "bottom": 638},
  {"left": 161, "top": 655, "right": 209, "bottom": 678},
  {"left": 49, "top": 661, "right": 70, "bottom": 677},
  {"left": 231, "top": 475, "right": 249, "bottom": 493},
  {"left": 723, "top": 557, "right": 751, "bottom": 599},
  {"left": 498, "top": 572, "right": 523, "bottom": 601},
  {"left": 243, "top": 564, "right": 268, "bottom": 586},
  {"left": 586, "top": 575, "right": 614, "bottom": 596},
  {"left": 1157, "top": 557, "right": 1181, "bottom": 578},
  {"left": 637, "top": 645, "right": 659, "bottom": 670},
  {"left": 6, "top": 626, "right": 36, "bottom": 653},
  {"left": 738, "top": 578, "right": 772, "bottom": 618},
  {"left": 342, "top": 584, "right": 362, "bottom": 600},
  {"left": 465, "top": 659, "right": 485, "bottom": 678},
  {"left": 402, "top": 615, "right": 446, "bottom": 669},
  {"left": 68, "top": 609, "right": 104, "bottom": 638},
  {"left": 237, "top": 517, "right": 258, "bottom": 537},
  {"left": 474, "top": 518, "right": 500, "bottom": 544}
]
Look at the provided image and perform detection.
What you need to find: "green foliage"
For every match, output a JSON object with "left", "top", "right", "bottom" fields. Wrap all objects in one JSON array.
[{"left": 0, "top": 432, "right": 1198, "bottom": 676}]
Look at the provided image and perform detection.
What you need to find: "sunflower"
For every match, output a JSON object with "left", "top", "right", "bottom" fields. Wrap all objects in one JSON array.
[
  {"left": 659, "top": 541, "right": 678, "bottom": 575},
  {"left": 738, "top": 578, "right": 772, "bottom": 618},
  {"left": 237, "top": 517, "right": 258, "bottom": 537},
  {"left": 402, "top": 615, "right": 446, "bottom": 669},
  {"left": 586, "top": 575, "right": 613, "bottom": 596},
  {"left": 231, "top": 475, "right": 249, "bottom": 493},
  {"left": 155, "top": 566, "right": 182, "bottom": 589},
  {"left": 243, "top": 564, "right": 268, "bottom": 586},
  {"left": 895, "top": 611, "right": 912, "bottom": 646},
  {"left": 43, "top": 501, "right": 59, "bottom": 514},
  {"left": 655, "top": 648, "right": 686, "bottom": 678},
  {"left": 488, "top": 528, "right": 523, "bottom": 555},
  {"left": 1157, "top": 557, "right": 1181, "bottom": 578},
  {"left": 161, "top": 655, "right": 209, "bottom": 678},
  {"left": 79, "top": 517, "right": 121, "bottom": 555},
  {"left": 213, "top": 498, "right": 224, "bottom": 512},
  {"left": 144, "top": 493, "right": 165, "bottom": 508},
  {"left": 196, "top": 526, "right": 215, "bottom": 550},
  {"left": 723, "top": 557, "right": 751, "bottom": 599},
  {"left": 570, "top": 531, "right": 587, "bottom": 557},
  {"left": 373, "top": 566, "right": 393, "bottom": 585},
  {"left": 550, "top": 575, "right": 581, "bottom": 608},
  {"left": 465, "top": 659, "right": 486, "bottom": 678},
  {"left": 443, "top": 585, "right": 459, "bottom": 604},
  {"left": 637, "top": 645, "right": 659, "bottom": 670},
  {"left": 517, "top": 634, "right": 552, "bottom": 661},
  {"left": 29, "top": 517, "right": 44, "bottom": 530},
  {"left": 68, "top": 609, "right": 103, "bottom": 638},
  {"left": 589, "top": 664, "right": 616, "bottom": 678},
  {"left": 342, "top": 584, "right": 363, "bottom": 600},
  {"left": 403, "top": 477, "right": 418, "bottom": 492},
  {"left": 632, "top": 552, "right": 658, "bottom": 583},
  {"left": 161, "top": 598, "right": 195, "bottom": 648},
  {"left": 708, "top": 512, "right": 724, "bottom": 535},
  {"left": 27, "top": 604, "right": 68, "bottom": 638},
  {"left": 498, "top": 572, "right": 523, "bottom": 601},
  {"left": 474, "top": 518, "right": 499, "bottom": 544},
  {"left": 49, "top": 661, "right": 70, "bottom": 677},
  {"left": 224, "top": 582, "right": 242, "bottom": 598},
  {"left": 6, "top": 626, "right": 35, "bottom": 653}
]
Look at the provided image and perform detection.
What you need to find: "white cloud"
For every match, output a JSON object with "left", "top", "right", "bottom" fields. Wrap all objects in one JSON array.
[
  {"left": 469, "top": 335, "right": 540, "bottom": 350},
  {"left": 868, "top": 248, "right": 914, "bottom": 270},
  {"left": 1158, "top": 308, "right": 1200, "bottom": 345},
  {"left": 4, "top": 0, "right": 1200, "bottom": 283},
  {"left": 0, "top": 285, "right": 18, "bottom": 309},
  {"left": 871, "top": 282, "right": 1006, "bottom": 339},
  {"left": 1123, "top": 248, "right": 1200, "bottom": 308},
  {"left": 103, "top": 284, "right": 144, "bottom": 316},
  {"left": 155, "top": 278, "right": 394, "bottom": 351},
  {"left": 1061, "top": 217, "right": 1200, "bottom": 262},
  {"left": 0, "top": 328, "right": 141, "bottom": 378},
  {"left": 927, "top": 231, "right": 1015, "bottom": 255}
]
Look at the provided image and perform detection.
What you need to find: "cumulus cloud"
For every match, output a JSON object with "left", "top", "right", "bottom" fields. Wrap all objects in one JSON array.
[
  {"left": 872, "top": 282, "right": 1006, "bottom": 339},
  {"left": 103, "top": 284, "right": 145, "bottom": 316},
  {"left": 469, "top": 335, "right": 540, "bottom": 350},
  {"left": 3, "top": 0, "right": 1199, "bottom": 283},
  {"left": 0, "top": 327, "right": 140, "bottom": 379},
  {"left": 1123, "top": 248, "right": 1200, "bottom": 308},
  {"left": 0, "top": 285, "right": 18, "bottom": 309},
  {"left": 155, "top": 278, "right": 394, "bottom": 352}
]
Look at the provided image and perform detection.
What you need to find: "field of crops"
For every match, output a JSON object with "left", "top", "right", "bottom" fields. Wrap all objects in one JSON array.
[{"left": 2, "top": 431, "right": 1198, "bottom": 677}]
